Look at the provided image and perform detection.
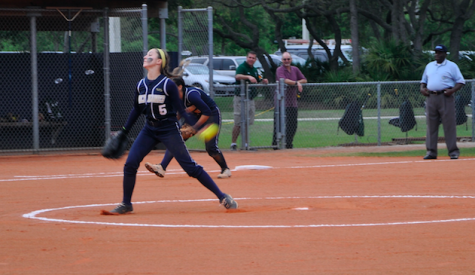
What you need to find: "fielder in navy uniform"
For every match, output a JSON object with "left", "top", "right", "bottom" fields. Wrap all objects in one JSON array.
[
  {"left": 145, "top": 77, "right": 232, "bottom": 179},
  {"left": 420, "top": 44, "right": 465, "bottom": 160},
  {"left": 103, "top": 48, "right": 237, "bottom": 214}
]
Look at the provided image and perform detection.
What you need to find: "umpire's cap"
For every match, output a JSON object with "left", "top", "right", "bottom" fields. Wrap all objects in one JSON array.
[{"left": 434, "top": 44, "right": 448, "bottom": 52}]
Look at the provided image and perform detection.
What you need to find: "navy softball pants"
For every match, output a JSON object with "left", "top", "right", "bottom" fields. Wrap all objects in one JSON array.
[{"left": 121, "top": 121, "right": 224, "bottom": 204}]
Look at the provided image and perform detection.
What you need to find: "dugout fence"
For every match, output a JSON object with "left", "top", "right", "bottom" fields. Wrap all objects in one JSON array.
[{"left": 0, "top": 6, "right": 148, "bottom": 153}]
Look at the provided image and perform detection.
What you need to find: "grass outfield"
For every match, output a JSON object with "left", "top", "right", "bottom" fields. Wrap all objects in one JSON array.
[
  {"left": 184, "top": 98, "right": 474, "bottom": 151},
  {"left": 183, "top": 115, "right": 474, "bottom": 150},
  {"left": 333, "top": 147, "right": 475, "bottom": 157}
]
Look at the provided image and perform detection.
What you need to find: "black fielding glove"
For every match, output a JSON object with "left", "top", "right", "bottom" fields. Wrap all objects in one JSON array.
[{"left": 101, "top": 127, "right": 129, "bottom": 159}]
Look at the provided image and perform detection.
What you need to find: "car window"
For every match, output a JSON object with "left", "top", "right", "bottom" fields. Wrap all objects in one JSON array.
[
  {"left": 222, "top": 59, "right": 235, "bottom": 70},
  {"left": 235, "top": 58, "right": 246, "bottom": 66},
  {"left": 296, "top": 52, "right": 309, "bottom": 60},
  {"left": 212, "top": 59, "right": 222, "bottom": 70},
  {"left": 271, "top": 57, "right": 282, "bottom": 66},
  {"left": 291, "top": 55, "right": 306, "bottom": 66},
  {"left": 187, "top": 65, "right": 209, "bottom": 75},
  {"left": 254, "top": 60, "right": 263, "bottom": 69},
  {"left": 189, "top": 58, "right": 207, "bottom": 64},
  {"left": 314, "top": 52, "right": 328, "bottom": 63}
]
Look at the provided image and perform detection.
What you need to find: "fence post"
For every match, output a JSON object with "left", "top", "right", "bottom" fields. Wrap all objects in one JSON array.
[
  {"left": 279, "top": 78, "right": 286, "bottom": 149},
  {"left": 159, "top": 3, "right": 167, "bottom": 50},
  {"left": 472, "top": 80, "right": 475, "bottom": 142},
  {"left": 28, "top": 11, "right": 39, "bottom": 153},
  {"left": 377, "top": 81, "right": 381, "bottom": 146},
  {"left": 141, "top": 4, "right": 148, "bottom": 77},
  {"left": 177, "top": 6, "right": 182, "bottom": 64},
  {"left": 207, "top": 6, "right": 214, "bottom": 99},
  {"left": 274, "top": 80, "right": 281, "bottom": 149},
  {"left": 239, "top": 80, "right": 246, "bottom": 150},
  {"left": 103, "top": 8, "right": 111, "bottom": 141}
]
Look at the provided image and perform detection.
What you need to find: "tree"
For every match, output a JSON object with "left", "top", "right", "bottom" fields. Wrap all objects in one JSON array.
[
  {"left": 349, "top": 0, "right": 360, "bottom": 73},
  {"left": 444, "top": 0, "right": 475, "bottom": 60},
  {"left": 210, "top": 0, "right": 279, "bottom": 81}
]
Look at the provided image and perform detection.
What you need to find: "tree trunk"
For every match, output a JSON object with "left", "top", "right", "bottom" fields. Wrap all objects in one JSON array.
[
  {"left": 391, "top": 0, "right": 405, "bottom": 42},
  {"left": 325, "top": 14, "right": 343, "bottom": 71},
  {"left": 409, "top": 0, "right": 431, "bottom": 57},
  {"left": 350, "top": 0, "right": 360, "bottom": 73},
  {"left": 449, "top": 0, "right": 475, "bottom": 61},
  {"left": 449, "top": 18, "right": 465, "bottom": 61}
]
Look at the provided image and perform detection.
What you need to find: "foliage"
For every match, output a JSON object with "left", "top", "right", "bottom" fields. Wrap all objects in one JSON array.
[
  {"left": 296, "top": 59, "right": 330, "bottom": 83},
  {"left": 362, "top": 39, "right": 414, "bottom": 80},
  {"left": 3, "top": 1, "right": 475, "bottom": 83},
  {"left": 321, "top": 67, "right": 356, "bottom": 83},
  {"left": 457, "top": 53, "right": 475, "bottom": 79}
]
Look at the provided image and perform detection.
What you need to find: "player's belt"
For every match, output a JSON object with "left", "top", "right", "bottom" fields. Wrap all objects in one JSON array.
[{"left": 429, "top": 90, "right": 445, "bottom": 95}]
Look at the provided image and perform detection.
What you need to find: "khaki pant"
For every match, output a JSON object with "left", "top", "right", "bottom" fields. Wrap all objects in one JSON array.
[{"left": 233, "top": 96, "right": 255, "bottom": 125}]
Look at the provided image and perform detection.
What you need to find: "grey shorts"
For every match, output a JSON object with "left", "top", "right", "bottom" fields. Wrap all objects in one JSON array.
[{"left": 233, "top": 96, "right": 255, "bottom": 125}]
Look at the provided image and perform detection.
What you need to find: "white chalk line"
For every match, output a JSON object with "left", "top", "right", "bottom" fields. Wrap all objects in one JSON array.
[
  {"left": 3, "top": 158, "right": 475, "bottom": 182},
  {"left": 22, "top": 195, "right": 475, "bottom": 228}
]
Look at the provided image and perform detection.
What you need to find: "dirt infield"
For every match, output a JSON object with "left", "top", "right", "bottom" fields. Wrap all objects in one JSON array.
[{"left": 2, "top": 146, "right": 475, "bottom": 274}]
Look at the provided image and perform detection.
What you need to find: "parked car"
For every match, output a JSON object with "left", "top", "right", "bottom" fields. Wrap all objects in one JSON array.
[
  {"left": 275, "top": 45, "right": 355, "bottom": 63},
  {"left": 181, "top": 63, "right": 236, "bottom": 96},
  {"left": 185, "top": 54, "right": 307, "bottom": 78},
  {"left": 265, "top": 54, "right": 307, "bottom": 67},
  {"left": 185, "top": 56, "right": 247, "bottom": 77}
]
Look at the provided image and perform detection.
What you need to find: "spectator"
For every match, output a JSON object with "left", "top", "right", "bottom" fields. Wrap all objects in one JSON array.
[
  {"left": 420, "top": 44, "right": 465, "bottom": 160},
  {"left": 272, "top": 52, "right": 307, "bottom": 149},
  {"left": 230, "top": 51, "right": 268, "bottom": 150}
]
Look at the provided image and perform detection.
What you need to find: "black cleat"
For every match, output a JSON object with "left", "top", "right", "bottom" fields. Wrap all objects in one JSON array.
[{"left": 423, "top": 154, "right": 437, "bottom": 160}]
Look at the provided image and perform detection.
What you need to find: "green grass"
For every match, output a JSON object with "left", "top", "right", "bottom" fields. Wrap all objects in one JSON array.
[
  {"left": 346, "top": 147, "right": 475, "bottom": 157},
  {"left": 183, "top": 103, "right": 474, "bottom": 151}
]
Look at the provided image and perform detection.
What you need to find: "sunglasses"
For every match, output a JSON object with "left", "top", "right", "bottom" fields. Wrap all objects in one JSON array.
[{"left": 282, "top": 58, "right": 291, "bottom": 61}]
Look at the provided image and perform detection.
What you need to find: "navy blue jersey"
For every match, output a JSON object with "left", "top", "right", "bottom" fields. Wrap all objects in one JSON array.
[
  {"left": 123, "top": 75, "right": 196, "bottom": 131},
  {"left": 136, "top": 75, "right": 179, "bottom": 120},
  {"left": 183, "top": 86, "right": 217, "bottom": 117}
]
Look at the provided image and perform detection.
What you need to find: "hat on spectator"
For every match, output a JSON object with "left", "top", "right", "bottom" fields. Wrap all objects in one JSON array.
[{"left": 434, "top": 44, "right": 448, "bottom": 52}]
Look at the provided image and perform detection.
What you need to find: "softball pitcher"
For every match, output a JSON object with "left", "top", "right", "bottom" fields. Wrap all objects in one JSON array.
[{"left": 102, "top": 48, "right": 237, "bottom": 215}]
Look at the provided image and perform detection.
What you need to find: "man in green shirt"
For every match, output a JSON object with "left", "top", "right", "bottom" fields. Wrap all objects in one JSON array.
[{"left": 231, "top": 51, "right": 269, "bottom": 150}]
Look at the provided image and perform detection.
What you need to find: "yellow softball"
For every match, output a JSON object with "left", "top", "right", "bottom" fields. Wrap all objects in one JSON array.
[{"left": 198, "top": 123, "right": 219, "bottom": 142}]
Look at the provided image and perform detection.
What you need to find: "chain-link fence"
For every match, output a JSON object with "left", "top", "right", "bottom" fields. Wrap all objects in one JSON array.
[
  {"left": 0, "top": 7, "right": 145, "bottom": 153},
  {"left": 182, "top": 80, "right": 475, "bottom": 151},
  {"left": 177, "top": 7, "right": 218, "bottom": 97}
]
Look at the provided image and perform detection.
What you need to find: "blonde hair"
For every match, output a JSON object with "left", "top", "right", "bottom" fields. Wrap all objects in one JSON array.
[
  {"left": 171, "top": 59, "right": 191, "bottom": 76},
  {"left": 152, "top": 48, "right": 176, "bottom": 77}
]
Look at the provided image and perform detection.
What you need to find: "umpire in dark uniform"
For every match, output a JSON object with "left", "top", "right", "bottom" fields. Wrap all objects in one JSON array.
[{"left": 420, "top": 44, "right": 465, "bottom": 160}]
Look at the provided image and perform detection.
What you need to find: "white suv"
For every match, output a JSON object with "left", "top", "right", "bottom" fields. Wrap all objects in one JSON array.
[
  {"left": 185, "top": 56, "right": 247, "bottom": 77},
  {"left": 180, "top": 64, "right": 236, "bottom": 96}
]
